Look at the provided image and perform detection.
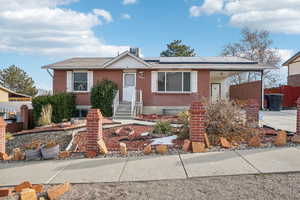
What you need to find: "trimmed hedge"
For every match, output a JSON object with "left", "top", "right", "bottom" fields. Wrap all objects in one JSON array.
[
  {"left": 91, "top": 80, "right": 118, "bottom": 117},
  {"left": 32, "top": 93, "right": 76, "bottom": 125}
]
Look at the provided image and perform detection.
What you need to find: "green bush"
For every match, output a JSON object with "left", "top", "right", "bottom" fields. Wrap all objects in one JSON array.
[
  {"left": 90, "top": 80, "right": 118, "bottom": 117},
  {"left": 32, "top": 93, "right": 76, "bottom": 125},
  {"left": 177, "top": 111, "right": 190, "bottom": 139},
  {"left": 153, "top": 121, "right": 172, "bottom": 135}
]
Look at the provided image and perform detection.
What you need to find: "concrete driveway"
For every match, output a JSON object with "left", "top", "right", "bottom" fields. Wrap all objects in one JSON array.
[{"left": 261, "top": 110, "right": 297, "bottom": 132}]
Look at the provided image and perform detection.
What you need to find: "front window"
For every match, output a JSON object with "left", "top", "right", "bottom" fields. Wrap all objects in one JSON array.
[
  {"left": 157, "top": 72, "right": 191, "bottom": 92},
  {"left": 73, "top": 72, "right": 88, "bottom": 91}
]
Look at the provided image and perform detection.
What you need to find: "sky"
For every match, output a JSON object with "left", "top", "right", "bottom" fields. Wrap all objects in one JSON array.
[{"left": 0, "top": 0, "right": 299, "bottom": 90}]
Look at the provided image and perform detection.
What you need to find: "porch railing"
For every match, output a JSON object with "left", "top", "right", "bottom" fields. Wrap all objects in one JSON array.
[
  {"left": 131, "top": 89, "right": 136, "bottom": 116},
  {"left": 113, "top": 90, "right": 119, "bottom": 117}
]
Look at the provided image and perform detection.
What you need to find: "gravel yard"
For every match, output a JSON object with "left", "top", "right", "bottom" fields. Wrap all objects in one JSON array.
[{"left": 55, "top": 173, "right": 300, "bottom": 200}]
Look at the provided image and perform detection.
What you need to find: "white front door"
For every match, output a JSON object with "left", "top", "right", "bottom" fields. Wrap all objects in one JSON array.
[
  {"left": 211, "top": 83, "right": 221, "bottom": 103},
  {"left": 123, "top": 73, "right": 136, "bottom": 102}
]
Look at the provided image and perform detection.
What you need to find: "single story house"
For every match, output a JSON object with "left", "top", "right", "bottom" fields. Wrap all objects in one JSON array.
[
  {"left": 43, "top": 48, "right": 275, "bottom": 118},
  {"left": 283, "top": 51, "right": 300, "bottom": 87},
  {"left": 0, "top": 85, "right": 31, "bottom": 102}
]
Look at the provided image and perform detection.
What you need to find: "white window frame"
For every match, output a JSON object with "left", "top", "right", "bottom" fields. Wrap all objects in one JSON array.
[
  {"left": 72, "top": 71, "right": 89, "bottom": 92},
  {"left": 156, "top": 71, "right": 192, "bottom": 93}
]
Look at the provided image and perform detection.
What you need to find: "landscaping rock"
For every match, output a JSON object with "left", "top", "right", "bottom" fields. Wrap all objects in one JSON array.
[
  {"left": 25, "top": 148, "right": 42, "bottom": 161},
  {"left": 15, "top": 181, "right": 32, "bottom": 193},
  {"left": 0, "top": 152, "right": 10, "bottom": 161},
  {"left": 143, "top": 144, "right": 152, "bottom": 155},
  {"left": 12, "top": 148, "right": 24, "bottom": 161},
  {"left": 274, "top": 131, "right": 287, "bottom": 146},
  {"left": 41, "top": 144, "right": 59, "bottom": 159},
  {"left": 156, "top": 145, "right": 168, "bottom": 155},
  {"left": 47, "top": 182, "right": 71, "bottom": 200},
  {"left": 182, "top": 139, "right": 191, "bottom": 152},
  {"left": 119, "top": 142, "right": 127, "bottom": 155},
  {"left": 192, "top": 142, "right": 206, "bottom": 153},
  {"left": 59, "top": 151, "right": 70, "bottom": 159},
  {"left": 291, "top": 135, "right": 300, "bottom": 144},
  {"left": 97, "top": 139, "right": 108, "bottom": 155},
  {"left": 85, "top": 151, "right": 97, "bottom": 158},
  {"left": 20, "top": 188, "right": 37, "bottom": 200},
  {"left": 31, "top": 184, "right": 44, "bottom": 193},
  {"left": 0, "top": 188, "right": 12, "bottom": 197},
  {"left": 204, "top": 133, "right": 211, "bottom": 148},
  {"left": 248, "top": 136, "right": 261, "bottom": 147},
  {"left": 220, "top": 137, "right": 232, "bottom": 148}
]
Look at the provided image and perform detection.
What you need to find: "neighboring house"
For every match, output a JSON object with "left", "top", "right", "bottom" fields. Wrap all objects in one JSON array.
[
  {"left": 283, "top": 51, "right": 300, "bottom": 87},
  {"left": 43, "top": 48, "right": 275, "bottom": 118},
  {"left": 0, "top": 85, "right": 31, "bottom": 102}
]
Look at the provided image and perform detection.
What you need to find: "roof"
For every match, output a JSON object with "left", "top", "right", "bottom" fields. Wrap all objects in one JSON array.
[
  {"left": 0, "top": 85, "right": 32, "bottom": 98},
  {"left": 42, "top": 53, "right": 275, "bottom": 71},
  {"left": 0, "top": 101, "right": 32, "bottom": 113},
  {"left": 283, "top": 51, "right": 300, "bottom": 66}
]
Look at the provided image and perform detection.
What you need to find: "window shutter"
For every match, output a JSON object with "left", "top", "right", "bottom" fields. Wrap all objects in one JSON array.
[
  {"left": 88, "top": 71, "right": 93, "bottom": 92},
  {"left": 66, "top": 71, "right": 73, "bottom": 92},
  {"left": 151, "top": 71, "right": 158, "bottom": 92},
  {"left": 191, "top": 71, "right": 198, "bottom": 93}
]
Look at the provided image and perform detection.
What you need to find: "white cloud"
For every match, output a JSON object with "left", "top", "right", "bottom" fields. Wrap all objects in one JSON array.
[
  {"left": 277, "top": 49, "right": 294, "bottom": 64},
  {"left": 121, "top": 13, "right": 131, "bottom": 20},
  {"left": 190, "top": 0, "right": 300, "bottom": 34},
  {"left": 0, "top": 0, "right": 128, "bottom": 57},
  {"left": 123, "top": 0, "right": 137, "bottom": 5},
  {"left": 93, "top": 9, "right": 113, "bottom": 23},
  {"left": 190, "top": 0, "right": 223, "bottom": 16}
]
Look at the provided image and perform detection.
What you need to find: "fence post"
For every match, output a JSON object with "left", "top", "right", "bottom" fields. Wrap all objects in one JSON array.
[
  {"left": 0, "top": 117, "right": 6, "bottom": 153},
  {"left": 189, "top": 101, "right": 206, "bottom": 142},
  {"left": 20, "top": 105, "right": 29, "bottom": 130},
  {"left": 86, "top": 109, "right": 103, "bottom": 153},
  {"left": 245, "top": 99, "right": 259, "bottom": 127}
]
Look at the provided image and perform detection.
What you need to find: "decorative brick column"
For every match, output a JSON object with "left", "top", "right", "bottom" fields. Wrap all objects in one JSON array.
[
  {"left": 245, "top": 99, "right": 259, "bottom": 126},
  {"left": 189, "top": 101, "right": 206, "bottom": 142},
  {"left": 0, "top": 117, "right": 6, "bottom": 153},
  {"left": 297, "top": 97, "right": 300, "bottom": 135},
  {"left": 20, "top": 105, "right": 29, "bottom": 130},
  {"left": 86, "top": 109, "right": 103, "bottom": 152}
]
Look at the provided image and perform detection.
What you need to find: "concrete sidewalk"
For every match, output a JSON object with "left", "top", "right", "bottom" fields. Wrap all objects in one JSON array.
[
  {"left": 1, "top": 147, "right": 300, "bottom": 186},
  {"left": 261, "top": 110, "right": 297, "bottom": 132}
]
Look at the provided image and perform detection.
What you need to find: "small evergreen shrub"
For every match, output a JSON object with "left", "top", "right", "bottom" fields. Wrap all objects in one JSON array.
[
  {"left": 90, "top": 80, "right": 118, "bottom": 117},
  {"left": 177, "top": 111, "right": 190, "bottom": 139},
  {"left": 153, "top": 121, "right": 172, "bottom": 135},
  {"left": 32, "top": 93, "right": 75, "bottom": 125}
]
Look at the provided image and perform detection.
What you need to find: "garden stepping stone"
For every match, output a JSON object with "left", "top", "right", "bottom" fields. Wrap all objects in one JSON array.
[
  {"left": 15, "top": 181, "right": 32, "bottom": 193},
  {"left": 20, "top": 188, "right": 37, "bottom": 200},
  {"left": 274, "top": 131, "right": 287, "bottom": 146},
  {"left": 156, "top": 145, "right": 168, "bottom": 155},
  {"left": 97, "top": 139, "right": 108, "bottom": 155},
  {"left": 220, "top": 137, "right": 232, "bottom": 148}
]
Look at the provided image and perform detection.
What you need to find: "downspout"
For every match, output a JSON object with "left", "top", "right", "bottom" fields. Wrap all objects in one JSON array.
[{"left": 261, "top": 70, "right": 264, "bottom": 110}]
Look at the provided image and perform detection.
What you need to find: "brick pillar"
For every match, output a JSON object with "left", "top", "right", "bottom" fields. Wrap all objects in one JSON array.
[
  {"left": 86, "top": 109, "right": 103, "bottom": 152},
  {"left": 20, "top": 105, "right": 29, "bottom": 130},
  {"left": 297, "top": 97, "right": 300, "bottom": 135},
  {"left": 245, "top": 99, "right": 259, "bottom": 126},
  {"left": 189, "top": 101, "right": 206, "bottom": 142},
  {"left": 0, "top": 117, "right": 6, "bottom": 153}
]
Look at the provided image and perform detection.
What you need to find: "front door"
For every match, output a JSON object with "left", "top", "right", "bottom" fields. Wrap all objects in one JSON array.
[
  {"left": 211, "top": 83, "right": 221, "bottom": 103},
  {"left": 123, "top": 73, "right": 136, "bottom": 102}
]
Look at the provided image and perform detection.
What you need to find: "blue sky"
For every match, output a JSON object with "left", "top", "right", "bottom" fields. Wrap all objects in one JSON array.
[{"left": 0, "top": 0, "right": 299, "bottom": 90}]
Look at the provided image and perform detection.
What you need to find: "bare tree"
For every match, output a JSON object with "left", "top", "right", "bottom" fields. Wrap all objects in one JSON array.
[{"left": 221, "top": 28, "right": 281, "bottom": 87}]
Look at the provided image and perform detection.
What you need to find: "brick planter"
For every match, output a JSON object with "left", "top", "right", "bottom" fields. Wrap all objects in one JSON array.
[
  {"left": 0, "top": 117, "right": 6, "bottom": 153},
  {"left": 245, "top": 99, "right": 259, "bottom": 127},
  {"left": 86, "top": 109, "right": 103, "bottom": 153},
  {"left": 297, "top": 97, "right": 300, "bottom": 135}
]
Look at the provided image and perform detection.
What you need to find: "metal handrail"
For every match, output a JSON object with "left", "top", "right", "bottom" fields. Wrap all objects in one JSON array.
[
  {"left": 113, "top": 90, "right": 119, "bottom": 117},
  {"left": 131, "top": 89, "right": 136, "bottom": 116}
]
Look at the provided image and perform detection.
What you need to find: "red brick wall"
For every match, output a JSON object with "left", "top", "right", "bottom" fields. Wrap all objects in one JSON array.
[
  {"left": 0, "top": 117, "right": 6, "bottom": 153},
  {"left": 53, "top": 69, "right": 210, "bottom": 107},
  {"left": 86, "top": 109, "right": 103, "bottom": 152},
  {"left": 297, "top": 97, "right": 300, "bottom": 135},
  {"left": 230, "top": 81, "right": 262, "bottom": 106},
  {"left": 6, "top": 122, "right": 23, "bottom": 133},
  {"left": 288, "top": 74, "right": 300, "bottom": 87},
  {"left": 137, "top": 70, "right": 210, "bottom": 106},
  {"left": 245, "top": 99, "right": 259, "bottom": 126},
  {"left": 189, "top": 101, "right": 206, "bottom": 142}
]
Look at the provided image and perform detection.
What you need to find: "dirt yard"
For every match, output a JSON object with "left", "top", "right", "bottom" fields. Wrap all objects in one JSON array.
[{"left": 58, "top": 173, "right": 300, "bottom": 200}]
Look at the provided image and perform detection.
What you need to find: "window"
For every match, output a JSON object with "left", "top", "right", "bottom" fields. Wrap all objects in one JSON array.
[
  {"left": 157, "top": 72, "right": 191, "bottom": 92},
  {"left": 73, "top": 72, "right": 88, "bottom": 91}
]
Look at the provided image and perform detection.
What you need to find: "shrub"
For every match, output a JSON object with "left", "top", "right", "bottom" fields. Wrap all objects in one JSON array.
[
  {"left": 5, "top": 132, "right": 14, "bottom": 141},
  {"left": 32, "top": 93, "right": 76, "bottom": 125},
  {"left": 90, "top": 80, "right": 118, "bottom": 117},
  {"left": 177, "top": 111, "right": 190, "bottom": 139},
  {"left": 38, "top": 104, "right": 52, "bottom": 126},
  {"left": 204, "top": 99, "right": 246, "bottom": 145},
  {"left": 153, "top": 121, "right": 172, "bottom": 135}
]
